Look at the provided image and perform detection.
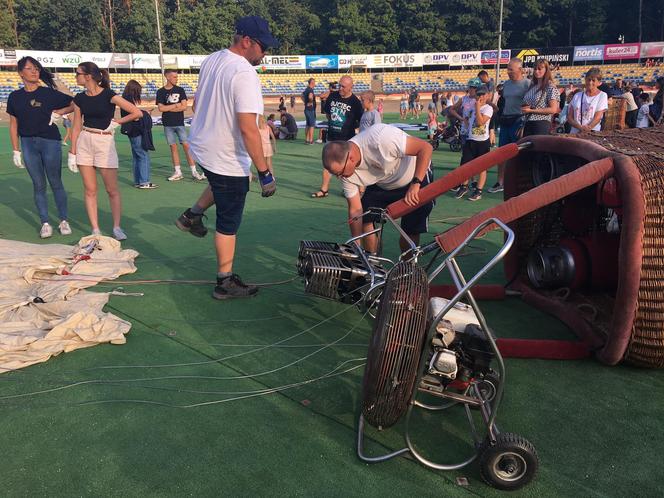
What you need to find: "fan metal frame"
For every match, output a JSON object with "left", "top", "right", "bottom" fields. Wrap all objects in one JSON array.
[{"left": 357, "top": 216, "right": 515, "bottom": 471}]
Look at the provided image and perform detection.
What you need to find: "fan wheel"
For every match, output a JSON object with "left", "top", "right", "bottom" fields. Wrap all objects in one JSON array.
[{"left": 361, "top": 260, "right": 429, "bottom": 429}]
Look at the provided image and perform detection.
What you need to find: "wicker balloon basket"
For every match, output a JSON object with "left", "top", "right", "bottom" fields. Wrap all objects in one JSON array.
[{"left": 503, "top": 127, "right": 664, "bottom": 367}]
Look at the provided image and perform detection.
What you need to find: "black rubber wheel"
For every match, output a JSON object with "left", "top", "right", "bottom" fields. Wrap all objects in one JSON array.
[
  {"left": 361, "top": 260, "right": 429, "bottom": 429},
  {"left": 449, "top": 140, "right": 462, "bottom": 152},
  {"left": 478, "top": 433, "right": 539, "bottom": 491}
]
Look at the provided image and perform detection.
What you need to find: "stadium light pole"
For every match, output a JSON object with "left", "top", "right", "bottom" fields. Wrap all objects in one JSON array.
[
  {"left": 495, "top": 0, "right": 504, "bottom": 85},
  {"left": 154, "top": 0, "right": 165, "bottom": 82}
]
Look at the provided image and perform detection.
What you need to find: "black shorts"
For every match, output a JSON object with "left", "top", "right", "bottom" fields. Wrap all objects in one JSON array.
[
  {"left": 361, "top": 166, "right": 434, "bottom": 235},
  {"left": 201, "top": 167, "right": 249, "bottom": 235},
  {"left": 460, "top": 139, "right": 490, "bottom": 165},
  {"left": 523, "top": 120, "right": 551, "bottom": 137}
]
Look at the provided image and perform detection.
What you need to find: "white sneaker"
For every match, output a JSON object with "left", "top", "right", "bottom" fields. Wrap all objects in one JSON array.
[
  {"left": 191, "top": 169, "right": 205, "bottom": 181},
  {"left": 168, "top": 172, "right": 184, "bottom": 181},
  {"left": 113, "top": 227, "right": 127, "bottom": 241},
  {"left": 315, "top": 139, "right": 323, "bottom": 143},
  {"left": 40, "top": 222, "right": 53, "bottom": 239},
  {"left": 91, "top": 228, "right": 102, "bottom": 236},
  {"left": 58, "top": 220, "right": 72, "bottom": 235}
]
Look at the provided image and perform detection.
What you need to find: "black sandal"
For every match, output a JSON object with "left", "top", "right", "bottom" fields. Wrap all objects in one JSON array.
[{"left": 311, "top": 190, "right": 329, "bottom": 198}]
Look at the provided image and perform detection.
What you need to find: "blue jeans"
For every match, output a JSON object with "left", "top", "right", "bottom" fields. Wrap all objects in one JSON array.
[
  {"left": 498, "top": 116, "right": 524, "bottom": 146},
  {"left": 20, "top": 136, "right": 67, "bottom": 223},
  {"left": 129, "top": 135, "right": 152, "bottom": 185}
]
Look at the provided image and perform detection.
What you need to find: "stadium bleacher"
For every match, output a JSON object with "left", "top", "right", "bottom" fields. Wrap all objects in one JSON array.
[{"left": 1, "top": 64, "right": 661, "bottom": 102}]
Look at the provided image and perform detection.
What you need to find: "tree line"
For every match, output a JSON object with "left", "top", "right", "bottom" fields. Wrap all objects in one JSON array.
[{"left": 0, "top": 0, "right": 662, "bottom": 55}]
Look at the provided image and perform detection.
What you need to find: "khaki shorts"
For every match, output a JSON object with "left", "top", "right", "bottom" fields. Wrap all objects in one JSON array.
[{"left": 76, "top": 129, "right": 119, "bottom": 169}]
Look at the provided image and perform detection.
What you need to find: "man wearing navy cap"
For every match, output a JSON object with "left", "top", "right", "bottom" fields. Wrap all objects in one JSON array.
[{"left": 176, "top": 16, "right": 279, "bottom": 300}]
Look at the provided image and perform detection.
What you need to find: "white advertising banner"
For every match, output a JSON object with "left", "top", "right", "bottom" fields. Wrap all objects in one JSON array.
[
  {"left": 0, "top": 48, "right": 17, "bottom": 66},
  {"left": 423, "top": 52, "right": 451, "bottom": 65},
  {"left": 130, "top": 53, "right": 162, "bottom": 69},
  {"left": 447, "top": 51, "right": 481, "bottom": 66},
  {"left": 338, "top": 54, "right": 369, "bottom": 68},
  {"left": 259, "top": 55, "right": 306, "bottom": 70},
  {"left": 367, "top": 53, "right": 423, "bottom": 68},
  {"left": 15, "top": 50, "right": 112, "bottom": 68},
  {"left": 176, "top": 54, "right": 207, "bottom": 69}
]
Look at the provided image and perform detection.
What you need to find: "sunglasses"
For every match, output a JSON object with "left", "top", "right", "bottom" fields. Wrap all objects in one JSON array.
[
  {"left": 250, "top": 37, "right": 267, "bottom": 53},
  {"left": 336, "top": 151, "right": 351, "bottom": 177}
]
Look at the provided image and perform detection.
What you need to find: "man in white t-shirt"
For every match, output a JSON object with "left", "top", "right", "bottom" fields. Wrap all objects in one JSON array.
[
  {"left": 174, "top": 16, "right": 278, "bottom": 300},
  {"left": 321, "top": 123, "right": 434, "bottom": 253}
]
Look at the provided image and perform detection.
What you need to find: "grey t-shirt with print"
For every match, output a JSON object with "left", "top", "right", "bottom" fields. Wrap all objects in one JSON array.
[{"left": 359, "top": 109, "right": 382, "bottom": 132}]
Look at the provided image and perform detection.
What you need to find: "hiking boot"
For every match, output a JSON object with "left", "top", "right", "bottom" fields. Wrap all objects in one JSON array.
[
  {"left": 487, "top": 182, "right": 504, "bottom": 193},
  {"left": 175, "top": 208, "right": 208, "bottom": 238},
  {"left": 213, "top": 273, "right": 258, "bottom": 300},
  {"left": 468, "top": 188, "right": 483, "bottom": 202},
  {"left": 454, "top": 185, "right": 469, "bottom": 199}
]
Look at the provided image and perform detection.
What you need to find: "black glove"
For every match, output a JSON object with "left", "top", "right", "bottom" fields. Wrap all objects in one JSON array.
[{"left": 258, "top": 170, "right": 276, "bottom": 197}]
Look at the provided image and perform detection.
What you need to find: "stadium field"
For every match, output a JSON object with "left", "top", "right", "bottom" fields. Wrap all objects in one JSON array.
[{"left": 1, "top": 114, "right": 663, "bottom": 497}]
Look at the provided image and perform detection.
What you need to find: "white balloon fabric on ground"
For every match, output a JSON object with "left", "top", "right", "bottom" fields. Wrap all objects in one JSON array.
[{"left": 0, "top": 235, "right": 139, "bottom": 373}]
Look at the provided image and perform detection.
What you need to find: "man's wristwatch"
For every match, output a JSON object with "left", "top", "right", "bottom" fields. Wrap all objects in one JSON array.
[{"left": 411, "top": 177, "right": 422, "bottom": 185}]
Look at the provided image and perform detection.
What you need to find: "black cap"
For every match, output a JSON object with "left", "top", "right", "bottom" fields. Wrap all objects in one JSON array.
[
  {"left": 235, "top": 16, "right": 279, "bottom": 49},
  {"left": 476, "top": 85, "right": 489, "bottom": 96}
]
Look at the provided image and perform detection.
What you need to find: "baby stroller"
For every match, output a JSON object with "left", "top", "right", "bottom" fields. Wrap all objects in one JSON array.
[{"left": 431, "top": 120, "right": 462, "bottom": 152}]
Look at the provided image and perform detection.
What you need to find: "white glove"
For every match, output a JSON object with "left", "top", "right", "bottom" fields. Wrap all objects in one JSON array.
[
  {"left": 104, "top": 120, "right": 120, "bottom": 134},
  {"left": 67, "top": 152, "right": 78, "bottom": 173},
  {"left": 13, "top": 150, "right": 24, "bottom": 168},
  {"left": 49, "top": 112, "right": 63, "bottom": 126}
]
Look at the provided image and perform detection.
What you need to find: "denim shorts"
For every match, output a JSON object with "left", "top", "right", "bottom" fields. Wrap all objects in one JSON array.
[
  {"left": 304, "top": 108, "right": 316, "bottom": 127},
  {"left": 201, "top": 167, "right": 250, "bottom": 235},
  {"left": 164, "top": 125, "right": 188, "bottom": 145}
]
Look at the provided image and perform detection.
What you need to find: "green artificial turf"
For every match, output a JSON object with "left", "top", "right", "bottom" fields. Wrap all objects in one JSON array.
[{"left": 1, "top": 115, "right": 663, "bottom": 497}]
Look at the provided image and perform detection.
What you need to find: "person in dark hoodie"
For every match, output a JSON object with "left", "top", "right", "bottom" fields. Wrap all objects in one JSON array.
[{"left": 121, "top": 80, "right": 157, "bottom": 189}]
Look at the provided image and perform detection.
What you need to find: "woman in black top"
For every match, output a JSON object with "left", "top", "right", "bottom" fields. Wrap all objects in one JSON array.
[
  {"left": 70, "top": 61, "right": 141, "bottom": 240},
  {"left": 121, "top": 80, "right": 157, "bottom": 189},
  {"left": 7, "top": 56, "right": 74, "bottom": 238}
]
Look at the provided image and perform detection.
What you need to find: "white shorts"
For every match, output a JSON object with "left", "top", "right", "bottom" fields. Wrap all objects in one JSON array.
[{"left": 77, "top": 129, "right": 119, "bottom": 169}]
